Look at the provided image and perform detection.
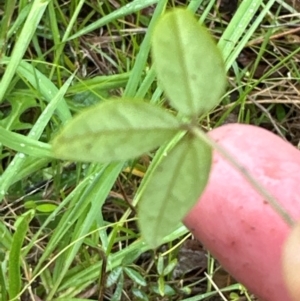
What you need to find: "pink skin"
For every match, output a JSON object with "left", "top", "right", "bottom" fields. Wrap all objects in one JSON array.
[
  {"left": 184, "top": 124, "right": 300, "bottom": 301},
  {"left": 283, "top": 221, "right": 300, "bottom": 301}
]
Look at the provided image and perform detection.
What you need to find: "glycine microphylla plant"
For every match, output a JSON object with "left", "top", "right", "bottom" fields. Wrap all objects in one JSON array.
[
  {"left": 151, "top": 9, "right": 226, "bottom": 117},
  {"left": 51, "top": 9, "right": 226, "bottom": 247}
]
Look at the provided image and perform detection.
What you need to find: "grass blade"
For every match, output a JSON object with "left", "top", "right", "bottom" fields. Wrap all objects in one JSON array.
[
  {"left": 46, "top": 163, "right": 123, "bottom": 300},
  {"left": 8, "top": 211, "right": 33, "bottom": 300},
  {"left": 124, "top": 0, "right": 168, "bottom": 97},
  {"left": 0, "top": 57, "right": 71, "bottom": 122},
  {"left": 0, "top": 73, "right": 74, "bottom": 202},
  {"left": 0, "top": 0, "right": 17, "bottom": 55},
  {"left": 67, "top": 0, "right": 160, "bottom": 41},
  {"left": 0, "top": 127, "right": 52, "bottom": 157},
  {"left": 0, "top": 0, "right": 48, "bottom": 102}
]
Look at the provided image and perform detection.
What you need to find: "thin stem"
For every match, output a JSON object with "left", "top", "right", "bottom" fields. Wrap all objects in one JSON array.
[{"left": 189, "top": 125, "right": 294, "bottom": 227}]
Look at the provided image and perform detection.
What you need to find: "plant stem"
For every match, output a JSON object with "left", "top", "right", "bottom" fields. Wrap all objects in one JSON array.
[{"left": 189, "top": 125, "right": 295, "bottom": 227}]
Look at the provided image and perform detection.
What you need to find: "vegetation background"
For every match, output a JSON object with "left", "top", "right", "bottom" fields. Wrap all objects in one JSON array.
[{"left": 0, "top": 0, "right": 300, "bottom": 300}]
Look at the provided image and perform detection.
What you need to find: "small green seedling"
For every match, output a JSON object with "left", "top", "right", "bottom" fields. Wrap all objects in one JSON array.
[
  {"left": 156, "top": 254, "right": 178, "bottom": 296},
  {"left": 51, "top": 9, "right": 226, "bottom": 248},
  {"left": 106, "top": 265, "right": 147, "bottom": 300}
]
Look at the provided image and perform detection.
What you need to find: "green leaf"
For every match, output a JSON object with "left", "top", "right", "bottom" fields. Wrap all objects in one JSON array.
[
  {"left": 0, "top": 126, "right": 52, "bottom": 157},
  {"left": 0, "top": 264, "right": 6, "bottom": 301},
  {"left": 152, "top": 9, "right": 226, "bottom": 117},
  {"left": 0, "top": 0, "right": 48, "bottom": 103},
  {"left": 52, "top": 100, "right": 181, "bottom": 163},
  {"left": 106, "top": 267, "right": 123, "bottom": 287},
  {"left": 132, "top": 287, "right": 149, "bottom": 301},
  {"left": 139, "top": 133, "right": 212, "bottom": 248},
  {"left": 158, "top": 276, "right": 165, "bottom": 296},
  {"left": 157, "top": 255, "right": 164, "bottom": 275},
  {"left": 9, "top": 211, "right": 33, "bottom": 300},
  {"left": 0, "top": 95, "right": 36, "bottom": 131},
  {"left": 0, "top": 221, "right": 13, "bottom": 250},
  {"left": 163, "top": 258, "right": 177, "bottom": 276},
  {"left": 36, "top": 203, "right": 58, "bottom": 213},
  {"left": 111, "top": 272, "right": 124, "bottom": 301},
  {"left": 123, "top": 267, "right": 147, "bottom": 286},
  {"left": 151, "top": 283, "right": 176, "bottom": 296}
]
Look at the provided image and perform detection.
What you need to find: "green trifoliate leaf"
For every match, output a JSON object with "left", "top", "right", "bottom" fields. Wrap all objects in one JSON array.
[
  {"left": 152, "top": 9, "right": 226, "bottom": 117},
  {"left": 138, "top": 133, "right": 212, "bottom": 248},
  {"left": 52, "top": 100, "right": 181, "bottom": 163}
]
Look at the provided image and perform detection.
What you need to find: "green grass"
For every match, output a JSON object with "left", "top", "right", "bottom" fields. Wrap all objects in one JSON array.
[{"left": 0, "top": 0, "right": 300, "bottom": 300}]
